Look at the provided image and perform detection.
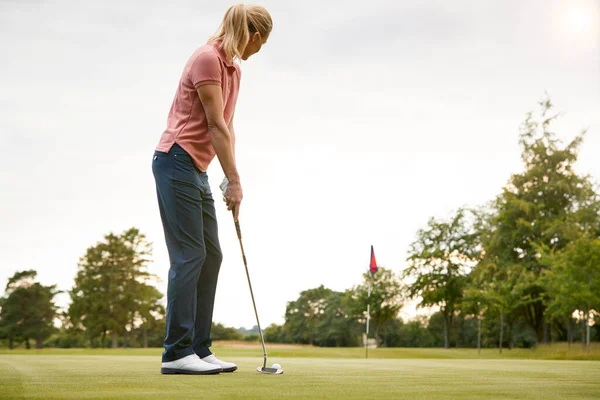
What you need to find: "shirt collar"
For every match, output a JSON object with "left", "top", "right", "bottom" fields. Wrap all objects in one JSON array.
[{"left": 213, "top": 41, "right": 235, "bottom": 67}]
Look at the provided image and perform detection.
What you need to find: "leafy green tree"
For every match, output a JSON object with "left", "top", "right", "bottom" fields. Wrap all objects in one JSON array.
[
  {"left": 397, "top": 317, "right": 435, "bottom": 347},
  {"left": 404, "top": 208, "right": 480, "bottom": 348},
  {"left": 426, "top": 312, "right": 479, "bottom": 348},
  {"left": 211, "top": 322, "right": 243, "bottom": 341},
  {"left": 129, "top": 283, "right": 164, "bottom": 348},
  {"left": 284, "top": 285, "right": 333, "bottom": 345},
  {"left": 264, "top": 323, "right": 287, "bottom": 343},
  {"left": 137, "top": 315, "right": 166, "bottom": 348},
  {"left": 283, "top": 286, "right": 362, "bottom": 347},
  {"left": 471, "top": 261, "right": 531, "bottom": 352},
  {"left": 68, "top": 228, "right": 160, "bottom": 348},
  {"left": 540, "top": 234, "right": 600, "bottom": 351},
  {"left": 350, "top": 268, "right": 404, "bottom": 346},
  {"left": 426, "top": 312, "right": 458, "bottom": 347},
  {"left": 462, "top": 284, "right": 487, "bottom": 352},
  {"left": 46, "top": 312, "right": 88, "bottom": 348},
  {"left": 0, "top": 270, "right": 59, "bottom": 349},
  {"left": 315, "top": 291, "right": 362, "bottom": 347},
  {"left": 478, "top": 98, "right": 600, "bottom": 342},
  {"left": 243, "top": 333, "right": 259, "bottom": 342}
]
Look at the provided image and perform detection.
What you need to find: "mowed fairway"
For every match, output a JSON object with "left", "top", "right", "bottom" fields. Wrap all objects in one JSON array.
[{"left": 1, "top": 346, "right": 599, "bottom": 399}]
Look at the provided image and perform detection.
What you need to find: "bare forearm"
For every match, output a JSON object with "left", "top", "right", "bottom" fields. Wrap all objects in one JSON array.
[
  {"left": 209, "top": 123, "right": 239, "bottom": 183},
  {"left": 228, "top": 113, "right": 236, "bottom": 160}
]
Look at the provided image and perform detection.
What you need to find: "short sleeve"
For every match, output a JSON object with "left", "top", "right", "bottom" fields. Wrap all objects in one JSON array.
[{"left": 189, "top": 50, "right": 222, "bottom": 88}]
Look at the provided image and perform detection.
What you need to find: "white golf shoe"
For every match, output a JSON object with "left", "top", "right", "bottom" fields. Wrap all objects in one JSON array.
[
  {"left": 202, "top": 354, "right": 238, "bottom": 372},
  {"left": 161, "top": 354, "right": 221, "bottom": 375}
]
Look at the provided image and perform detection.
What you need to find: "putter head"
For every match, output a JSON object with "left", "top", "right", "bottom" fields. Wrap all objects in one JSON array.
[{"left": 257, "top": 366, "right": 284, "bottom": 375}]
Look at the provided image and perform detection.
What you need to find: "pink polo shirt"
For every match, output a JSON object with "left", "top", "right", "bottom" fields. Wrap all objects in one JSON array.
[{"left": 155, "top": 41, "right": 241, "bottom": 172}]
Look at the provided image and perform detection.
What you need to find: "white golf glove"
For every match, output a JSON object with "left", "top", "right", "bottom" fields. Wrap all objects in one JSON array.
[{"left": 219, "top": 177, "right": 229, "bottom": 202}]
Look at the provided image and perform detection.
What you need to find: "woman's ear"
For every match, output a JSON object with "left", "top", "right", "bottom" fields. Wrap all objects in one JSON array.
[{"left": 251, "top": 31, "right": 260, "bottom": 43}]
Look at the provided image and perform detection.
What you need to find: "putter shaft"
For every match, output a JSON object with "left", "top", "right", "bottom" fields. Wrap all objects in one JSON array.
[{"left": 234, "top": 217, "right": 268, "bottom": 369}]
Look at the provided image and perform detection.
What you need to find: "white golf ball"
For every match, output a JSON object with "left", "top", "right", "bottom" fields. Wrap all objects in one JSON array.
[{"left": 272, "top": 363, "right": 281, "bottom": 369}]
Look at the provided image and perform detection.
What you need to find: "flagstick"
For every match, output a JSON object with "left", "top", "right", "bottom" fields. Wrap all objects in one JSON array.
[
  {"left": 365, "top": 245, "right": 377, "bottom": 360},
  {"left": 366, "top": 284, "right": 371, "bottom": 359}
]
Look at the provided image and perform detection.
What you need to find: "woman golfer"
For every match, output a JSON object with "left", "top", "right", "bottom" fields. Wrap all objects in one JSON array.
[{"left": 152, "top": 4, "right": 272, "bottom": 375}]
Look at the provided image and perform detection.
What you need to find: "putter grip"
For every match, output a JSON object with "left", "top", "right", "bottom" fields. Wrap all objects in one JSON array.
[
  {"left": 232, "top": 207, "right": 242, "bottom": 239},
  {"left": 235, "top": 220, "right": 242, "bottom": 239}
]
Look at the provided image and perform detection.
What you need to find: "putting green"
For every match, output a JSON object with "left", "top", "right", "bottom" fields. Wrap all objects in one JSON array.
[{"left": 1, "top": 351, "right": 599, "bottom": 399}]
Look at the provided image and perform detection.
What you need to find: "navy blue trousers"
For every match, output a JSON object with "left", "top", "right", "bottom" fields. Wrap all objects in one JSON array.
[{"left": 152, "top": 143, "right": 222, "bottom": 362}]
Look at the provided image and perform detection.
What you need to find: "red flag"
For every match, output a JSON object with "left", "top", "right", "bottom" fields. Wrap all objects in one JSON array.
[{"left": 369, "top": 245, "right": 378, "bottom": 274}]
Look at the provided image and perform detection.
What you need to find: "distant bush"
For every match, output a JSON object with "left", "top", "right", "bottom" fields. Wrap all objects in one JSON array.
[
  {"left": 212, "top": 323, "right": 243, "bottom": 341},
  {"left": 244, "top": 334, "right": 259, "bottom": 342}
]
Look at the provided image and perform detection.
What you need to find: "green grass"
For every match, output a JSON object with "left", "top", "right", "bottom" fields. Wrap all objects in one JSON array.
[
  {"left": 1, "top": 344, "right": 599, "bottom": 399},
  {"left": 1, "top": 341, "right": 598, "bottom": 360}
]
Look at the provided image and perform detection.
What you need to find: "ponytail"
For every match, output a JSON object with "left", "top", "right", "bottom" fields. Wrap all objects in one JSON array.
[{"left": 209, "top": 4, "right": 273, "bottom": 61}]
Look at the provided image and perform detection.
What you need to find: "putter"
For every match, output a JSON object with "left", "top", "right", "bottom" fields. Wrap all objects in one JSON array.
[{"left": 220, "top": 178, "right": 283, "bottom": 375}]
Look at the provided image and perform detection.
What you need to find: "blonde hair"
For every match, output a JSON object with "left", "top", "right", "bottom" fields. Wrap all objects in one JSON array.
[{"left": 209, "top": 4, "right": 273, "bottom": 61}]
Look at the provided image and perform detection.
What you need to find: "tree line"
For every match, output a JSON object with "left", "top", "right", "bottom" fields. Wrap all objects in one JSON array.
[
  {"left": 0, "top": 228, "right": 165, "bottom": 349},
  {"left": 266, "top": 99, "right": 600, "bottom": 351},
  {"left": 1, "top": 98, "right": 599, "bottom": 350},
  {"left": 0, "top": 228, "right": 262, "bottom": 349}
]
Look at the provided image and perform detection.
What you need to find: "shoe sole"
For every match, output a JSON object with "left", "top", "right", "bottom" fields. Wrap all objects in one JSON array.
[
  {"left": 161, "top": 367, "right": 221, "bottom": 375},
  {"left": 221, "top": 366, "right": 238, "bottom": 373}
]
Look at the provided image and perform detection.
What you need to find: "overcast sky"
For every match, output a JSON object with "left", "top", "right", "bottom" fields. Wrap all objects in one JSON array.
[{"left": 1, "top": 0, "right": 599, "bottom": 329}]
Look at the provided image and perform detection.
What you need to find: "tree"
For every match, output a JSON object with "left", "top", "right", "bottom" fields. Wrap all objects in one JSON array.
[
  {"left": 135, "top": 286, "right": 165, "bottom": 348},
  {"left": 462, "top": 284, "right": 487, "bottom": 353},
  {"left": 476, "top": 263, "right": 531, "bottom": 352},
  {"left": 211, "top": 322, "right": 243, "bottom": 341},
  {"left": 264, "top": 323, "right": 287, "bottom": 343},
  {"left": 479, "top": 98, "right": 600, "bottom": 342},
  {"left": 470, "top": 207, "right": 534, "bottom": 351},
  {"left": 540, "top": 234, "right": 600, "bottom": 351},
  {"left": 136, "top": 311, "right": 166, "bottom": 348},
  {"left": 210, "top": 322, "right": 244, "bottom": 340},
  {"left": 397, "top": 317, "right": 435, "bottom": 347},
  {"left": 404, "top": 208, "right": 480, "bottom": 348},
  {"left": 68, "top": 228, "right": 161, "bottom": 348},
  {"left": 284, "top": 285, "right": 333, "bottom": 345},
  {"left": 47, "top": 312, "right": 88, "bottom": 348},
  {"left": 315, "top": 291, "right": 362, "bottom": 347},
  {"left": 0, "top": 270, "right": 59, "bottom": 349},
  {"left": 350, "top": 268, "right": 404, "bottom": 346},
  {"left": 378, "top": 318, "right": 405, "bottom": 347}
]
